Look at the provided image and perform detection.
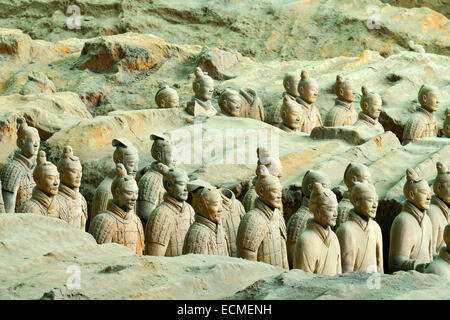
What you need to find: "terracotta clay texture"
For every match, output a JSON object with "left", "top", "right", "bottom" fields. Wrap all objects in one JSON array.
[
  {"left": 185, "top": 67, "right": 217, "bottom": 117},
  {"left": 218, "top": 88, "right": 241, "bottom": 117},
  {"left": 279, "top": 95, "right": 302, "bottom": 132},
  {"left": 425, "top": 223, "right": 450, "bottom": 281},
  {"left": 354, "top": 86, "right": 384, "bottom": 134},
  {"left": 155, "top": 85, "right": 179, "bottom": 109},
  {"left": 296, "top": 71, "right": 322, "bottom": 134},
  {"left": 324, "top": 75, "right": 358, "bottom": 127},
  {"left": 238, "top": 88, "right": 265, "bottom": 121}
]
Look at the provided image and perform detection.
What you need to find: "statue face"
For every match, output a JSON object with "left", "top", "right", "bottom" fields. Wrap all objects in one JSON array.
[
  {"left": 221, "top": 95, "right": 241, "bottom": 117},
  {"left": 284, "top": 105, "right": 302, "bottom": 130},
  {"left": 114, "top": 180, "right": 138, "bottom": 212},
  {"left": 435, "top": 178, "right": 449, "bottom": 204},
  {"left": 407, "top": 180, "right": 431, "bottom": 210},
  {"left": 204, "top": 190, "right": 222, "bottom": 223},
  {"left": 19, "top": 133, "right": 40, "bottom": 158},
  {"left": 363, "top": 96, "right": 382, "bottom": 119},
  {"left": 167, "top": 173, "right": 189, "bottom": 201},
  {"left": 421, "top": 89, "right": 440, "bottom": 112},
  {"left": 194, "top": 78, "right": 214, "bottom": 101},
  {"left": 339, "top": 83, "right": 356, "bottom": 102},
  {"left": 354, "top": 191, "right": 378, "bottom": 218},
  {"left": 37, "top": 167, "right": 60, "bottom": 196},
  {"left": 60, "top": 162, "right": 83, "bottom": 189},
  {"left": 317, "top": 200, "right": 338, "bottom": 228},
  {"left": 285, "top": 76, "right": 300, "bottom": 97},
  {"left": 300, "top": 82, "right": 318, "bottom": 104},
  {"left": 122, "top": 155, "right": 139, "bottom": 178},
  {"left": 258, "top": 180, "right": 282, "bottom": 209}
]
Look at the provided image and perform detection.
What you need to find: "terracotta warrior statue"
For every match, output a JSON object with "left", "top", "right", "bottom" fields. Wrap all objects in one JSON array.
[
  {"left": 324, "top": 75, "right": 358, "bottom": 127},
  {"left": 389, "top": 168, "right": 433, "bottom": 273},
  {"left": 18, "top": 151, "right": 60, "bottom": 217},
  {"left": 91, "top": 138, "right": 139, "bottom": 221},
  {"left": 336, "top": 182, "right": 383, "bottom": 273},
  {"left": 354, "top": 86, "right": 384, "bottom": 133},
  {"left": 243, "top": 147, "right": 282, "bottom": 212},
  {"left": 145, "top": 166, "right": 194, "bottom": 256},
  {"left": 137, "top": 134, "right": 175, "bottom": 224},
  {"left": 293, "top": 182, "right": 341, "bottom": 275},
  {"left": 89, "top": 163, "right": 144, "bottom": 255},
  {"left": 279, "top": 95, "right": 302, "bottom": 132},
  {"left": 219, "top": 187, "right": 246, "bottom": 257},
  {"left": 1, "top": 117, "right": 40, "bottom": 213},
  {"left": 286, "top": 169, "right": 331, "bottom": 267},
  {"left": 218, "top": 88, "right": 241, "bottom": 117},
  {"left": 182, "top": 184, "right": 229, "bottom": 256},
  {"left": 425, "top": 223, "right": 450, "bottom": 280},
  {"left": 239, "top": 88, "right": 265, "bottom": 121},
  {"left": 185, "top": 67, "right": 217, "bottom": 117},
  {"left": 296, "top": 70, "right": 322, "bottom": 134},
  {"left": 444, "top": 108, "right": 450, "bottom": 138},
  {"left": 282, "top": 72, "right": 300, "bottom": 100},
  {"left": 155, "top": 85, "right": 179, "bottom": 109},
  {"left": 428, "top": 162, "right": 449, "bottom": 255},
  {"left": 336, "top": 163, "right": 372, "bottom": 229},
  {"left": 55, "top": 146, "right": 88, "bottom": 230},
  {"left": 402, "top": 85, "right": 440, "bottom": 145},
  {"left": 236, "top": 165, "right": 289, "bottom": 269}
]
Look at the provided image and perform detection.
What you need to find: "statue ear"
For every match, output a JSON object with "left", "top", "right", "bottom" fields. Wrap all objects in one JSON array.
[
  {"left": 298, "top": 85, "right": 303, "bottom": 94},
  {"left": 339, "top": 88, "right": 344, "bottom": 96},
  {"left": 160, "top": 98, "right": 166, "bottom": 108},
  {"left": 422, "top": 94, "right": 427, "bottom": 103},
  {"left": 256, "top": 185, "right": 264, "bottom": 197},
  {"left": 408, "top": 190, "right": 415, "bottom": 200},
  {"left": 156, "top": 151, "right": 162, "bottom": 162},
  {"left": 364, "top": 102, "right": 368, "bottom": 109}
]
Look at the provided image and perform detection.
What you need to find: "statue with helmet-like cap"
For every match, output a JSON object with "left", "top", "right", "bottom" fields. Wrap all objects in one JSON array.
[
  {"left": 18, "top": 151, "right": 61, "bottom": 218},
  {"left": 279, "top": 95, "right": 303, "bottom": 132},
  {"left": 89, "top": 163, "right": 144, "bottom": 255},
  {"left": 296, "top": 70, "right": 322, "bottom": 134},
  {"left": 218, "top": 88, "right": 242, "bottom": 117},
  {"left": 389, "top": 168, "right": 433, "bottom": 273},
  {"left": 286, "top": 169, "right": 331, "bottom": 268},
  {"left": 91, "top": 138, "right": 139, "bottom": 221},
  {"left": 144, "top": 166, "right": 194, "bottom": 256},
  {"left": 1, "top": 117, "right": 40, "bottom": 213},
  {"left": 354, "top": 86, "right": 384, "bottom": 133},
  {"left": 236, "top": 165, "right": 289, "bottom": 269},
  {"left": 185, "top": 67, "right": 217, "bottom": 117},
  {"left": 55, "top": 146, "right": 88, "bottom": 230},
  {"left": 137, "top": 133, "right": 176, "bottom": 225},
  {"left": 155, "top": 85, "right": 180, "bottom": 109},
  {"left": 182, "top": 182, "right": 230, "bottom": 256},
  {"left": 293, "top": 182, "right": 341, "bottom": 275},
  {"left": 324, "top": 75, "right": 358, "bottom": 127}
]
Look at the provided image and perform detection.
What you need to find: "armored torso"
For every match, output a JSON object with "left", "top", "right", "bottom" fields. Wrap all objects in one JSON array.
[
  {"left": 145, "top": 194, "right": 195, "bottom": 256},
  {"left": 336, "top": 191, "right": 353, "bottom": 230},
  {"left": 1, "top": 150, "right": 36, "bottom": 212},
  {"left": 296, "top": 97, "right": 323, "bottom": 134},
  {"left": 220, "top": 188, "right": 246, "bottom": 257},
  {"left": 137, "top": 161, "right": 166, "bottom": 214},
  {"left": 324, "top": 98, "right": 358, "bottom": 127},
  {"left": 286, "top": 197, "right": 312, "bottom": 266},
  {"left": 89, "top": 200, "right": 144, "bottom": 255},
  {"left": 56, "top": 183, "right": 88, "bottom": 230},
  {"left": 18, "top": 187, "right": 60, "bottom": 218},
  {"left": 402, "top": 107, "right": 438, "bottom": 144}
]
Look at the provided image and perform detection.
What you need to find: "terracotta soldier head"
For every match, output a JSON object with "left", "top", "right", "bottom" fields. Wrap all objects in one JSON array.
[
  {"left": 360, "top": 86, "right": 382, "bottom": 120},
  {"left": 255, "top": 165, "right": 282, "bottom": 209},
  {"left": 334, "top": 75, "right": 356, "bottom": 103},
  {"left": 256, "top": 147, "right": 282, "bottom": 178},
  {"left": 344, "top": 163, "right": 372, "bottom": 190},
  {"left": 162, "top": 166, "right": 189, "bottom": 202},
  {"left": 16, "top": 117, "right": 40, "bottom": 158},
  {"left": 297, "top": 70, "right": 319, "bottom": 104},
  {"left": 418, "top": 85, "right": 440, "bottom": 113},
  {"left": 433, "top": 162, "right": 449, "bottom": 204},
  {"left": 57, "top": 146, "right": 82, "bottom": 189},
  {"left": 280, "top": 96, "right": 302, "bottom": 131},
  {"left": 403, "top": 168, "right": 431, "bottom": 210},
  {"left": 191, "top": 186, "right": 222, "bottom": 223},
  {"left": 310, "top": 182, "right": 338, "bottom": 228},
  {"left": 155, "top": 86, "right": 179, "bottom": 109},
  {"left": 350, "top": 182, "right": 378, "bottom": 218},
  {"left": 444, "top": 108, "right": 450, "bottom": 137},
  {"left": 193, "top": 67, "right": 214, "bottom": 102},
  {"left": 302, "top": 169, "right": 331, "bottom": 198},
  {"left": 111, "top": 163, "right": 139, "bottom": 212},
  {"left": 150, "top": 134, "right": 175, "bottom": 167},
  {"left": 218, "top": 88, "right": 241, "bottom": 116},
  {"left": 112, "top": 138, "right": 139, "bottom": 178},
  {"left": 283, "top": 72, "right": 300, "bottom": 97},
  {"left": 33, "top": 151, "right": 60, "bottom": 197}
]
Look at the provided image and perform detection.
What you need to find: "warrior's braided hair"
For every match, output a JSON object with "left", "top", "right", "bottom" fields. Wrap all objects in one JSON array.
[
  {"left": 16, "top": 117, "right": 39, "bottom": 143},
  {"left": 255, "top": 164, "right": 280, "bottom": 192},
  {"left": 150, "top": 133, "right": 172, "bottom": 161},
  {"left": 360, "top": 86, "right": 381, "bottom": 109},
  {"left": 57, "top": 146, "right": 81, "bottom": 172},
  {"left": 193, "top": 67, "right": 213, "bottom": 91},
  {"left": 33, "top": 151, "right": 57, "bottom": 181},
  {"left": 110, "top": 163, "right": 135, "bottom": 194},
  {"left": 309, "top": 182, "right": 337, "bottom": 214},
  {"left": 403, "top": 168, "right": 424, "bottom": 197},
  {"left": 112, "top": 137, "right": 138, "bottom": 164},
  {"left": 298, "top": 70, "right": 318, "bottom": 93},
  {"left": 334, "top": 74, "right": 351, "bottom": 96}
]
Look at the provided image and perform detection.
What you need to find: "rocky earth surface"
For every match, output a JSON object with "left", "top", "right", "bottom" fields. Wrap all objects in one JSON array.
[{"left": 0, "top": 0, "right": 449, "bottom": 299}]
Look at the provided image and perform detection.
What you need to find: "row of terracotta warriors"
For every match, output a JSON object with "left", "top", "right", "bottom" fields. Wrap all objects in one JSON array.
[
  {"left": 0, "top": 119, "right": 448, "bottom": 279},
  {"left": 157, "top": 67, "right": 450, "bottom": 144}
]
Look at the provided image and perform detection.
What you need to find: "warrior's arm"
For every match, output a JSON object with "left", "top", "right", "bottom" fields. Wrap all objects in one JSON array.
[
  {"left": 389, "top": 218, "right": 416, "bottom": 272},
  {"left": 336, "top": 226, "right": 356, "bottom": 273},
  {"left": 376, "top": 225, "right": 384, "bottom": 274},
  {"left": 293, "top": 236, "right": 317, "bottom": 272},
  {"left": 237, "top": 247, "right": 257, "bottom": 261},
  {"left": 2, "top": 190, "right": 17, "bottom": 213}
]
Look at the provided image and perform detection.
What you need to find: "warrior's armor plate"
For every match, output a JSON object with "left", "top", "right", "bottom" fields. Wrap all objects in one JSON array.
[
  {"left": 296, "top": 97, "right": 323, "bottom": 134},
  {"left": 324, "top": 99, "right": 358, "bottom": 127},
  {"left": 145, "top": 194, "right": 195, "bottom": 256},
  {"left": 56, "top": 183, "right": 88, "bottom": 230},
  {"left": 236, "top": 198, "right": 288, "bottom": 269},
  {"left": 18, "top": 187, "right": 61, "bottom": 218},
  {"left": 286, "top": 197, "right": 312, "bottom": 266},
  {"left": 220, "top": 188, "right": 246, "bottom": 257},
  {"left": 402, "top": 107, "right": 438, "bottom": 144},
  {"left": 182, "top": 214, "right": 229, "bottom": 256},
  {"left": 1, "top": 150, "right": 36, "bottom": 212},
  {"left": 89, "top": 200, "right": 144, "bottom": 255},
  {"left": 239, "top": 88, "right": 265, "bottom": 121},
  {"left": 137, "top": 162, "right": 166, "bottom": 215}
]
